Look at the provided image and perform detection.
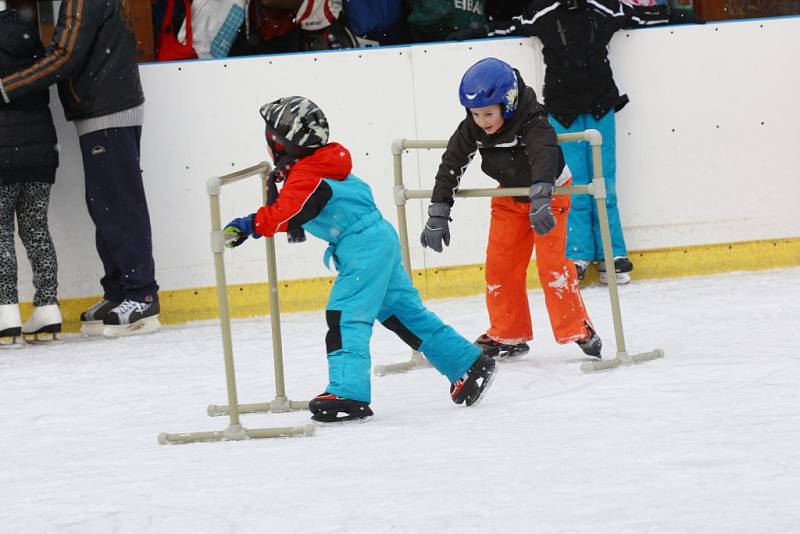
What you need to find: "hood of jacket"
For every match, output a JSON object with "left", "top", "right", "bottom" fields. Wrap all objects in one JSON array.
[
  {"left": 289, "top": 142, "right": 353, "bottom": 181},
  {"left": 0, "top": 9, "right": 40, "bottom": 58}
]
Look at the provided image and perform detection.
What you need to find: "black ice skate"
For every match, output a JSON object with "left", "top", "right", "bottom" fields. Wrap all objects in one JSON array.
[
  {"left": 102, "top": 296, "right": 161, "bottom": 337},
  {"left": 597, "top": 257, "right": 634, "bottom": 285},
  {"left": 575, "top": 324, "right": 602, "bottom": 359},
  {"left": 573, "top": 259, "right": 590, "bottom": 281},
  {"left": 450, "top": 352, "right": 497, "bottom": 407},
  {"left": 474, "top": 334, "right": 529, "bottom": 359},
  {"left": 80, "top": 299, "right": 120, "bottom": 336},
  {"left": 309, "top": 393, "right": 374, "bottom": 423}
]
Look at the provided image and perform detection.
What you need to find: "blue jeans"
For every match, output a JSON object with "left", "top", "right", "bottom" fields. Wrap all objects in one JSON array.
[{"left": 79, "top": 127, "right": 158, "bottom": 302}]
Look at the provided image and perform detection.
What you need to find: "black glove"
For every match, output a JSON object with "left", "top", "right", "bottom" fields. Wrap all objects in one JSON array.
[
  {"left": 420, "top": 203, "right": 451, "bottom": 253},
  {"left": 669, "top": 8, "right": 705, "bottom": 24},
  {"left": 265, "top": 172, "right": 305, "bottom": 243},
  {"left": 446, "top": 22, "right": 490, "bottom": 41},
  {"left": 287, "top": 226, "right": 307, "bottom": 243},
  {"left": 529, "top": 183, "right": 556, "bottom": 236}
]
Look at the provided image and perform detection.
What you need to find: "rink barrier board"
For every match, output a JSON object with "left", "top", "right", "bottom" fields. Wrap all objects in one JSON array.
[
  {"left": 34, "top": 236, "right": 800, "bottom": 333},
  {"left": 15, "top": 19, "right": 800, "bottom": 306}
]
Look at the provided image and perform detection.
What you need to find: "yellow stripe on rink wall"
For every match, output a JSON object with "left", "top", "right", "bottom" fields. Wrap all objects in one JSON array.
[{"left": 36, "top": 237, "right": 799, "bottom": 333}]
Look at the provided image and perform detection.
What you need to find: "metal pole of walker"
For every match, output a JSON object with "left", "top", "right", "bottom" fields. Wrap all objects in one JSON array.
[
  {"left": 374, "top": 131, "right": 663, "bottom": 377},
  {"left": 372, "top": 141, "right": 433, "bottom": 376},
  {"left": 579, "top": 130, "right": 664, "bottom": 372},
  {"left": 158, "top": 162, "right": 313, "bottom": 445},
  {"left": 206, "top": 172, "right": 311, "bottom": 416}
]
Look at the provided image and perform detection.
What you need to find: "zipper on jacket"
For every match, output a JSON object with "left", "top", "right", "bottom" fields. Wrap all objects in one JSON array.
[
  {"left": 68, "top": 79, "right": 82, "bottom": 104},
  {"left": 556, "top": 19, "right": 568, "bottom": 47}
]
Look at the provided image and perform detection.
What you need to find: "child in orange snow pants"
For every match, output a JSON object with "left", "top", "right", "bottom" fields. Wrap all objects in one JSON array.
[
  {"left": 485, "top": 184, "right": 591, "bottom": 346},
  {"left": 420, "top": 57, "right": 601, "bottom": 359}
]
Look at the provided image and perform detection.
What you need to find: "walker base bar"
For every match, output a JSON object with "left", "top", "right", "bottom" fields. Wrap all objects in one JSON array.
[
  {"left": 207, "top": 397, "right": 310, "bottom": 417},
  {"left": 581, "top": 348, "right": 665, "bottom": 373},
  {"left": 158, "top": 423, "right": 315, "bottom": 445},
  {"left": 373, "top": 351, "right": 430, "bottom": 376}
]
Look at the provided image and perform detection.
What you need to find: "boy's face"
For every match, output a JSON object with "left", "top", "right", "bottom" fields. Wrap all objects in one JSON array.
[{"left": 469, "top": 104, "right": 504, "bottom": 135}]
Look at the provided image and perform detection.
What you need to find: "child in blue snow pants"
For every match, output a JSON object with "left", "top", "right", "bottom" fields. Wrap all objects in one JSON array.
[{"left": 224, "top": 96, "right": 497, "bottom": 422}]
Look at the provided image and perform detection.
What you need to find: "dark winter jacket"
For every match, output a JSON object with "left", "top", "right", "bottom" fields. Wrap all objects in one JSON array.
[
  {"left": 431, "top": 70, "right": 566, "bottom": 206},
  {"left": 0, "top": 0, "right": 144, "bottom": 122},
  {"left": 0, "top": 9, "right": 58, "bottom": 185},
  {"left": 408, "top": 0, "right": 487, "bottom": 41},
  {"left": 487, "top": 0, "right": 672, "bottom": 127}
]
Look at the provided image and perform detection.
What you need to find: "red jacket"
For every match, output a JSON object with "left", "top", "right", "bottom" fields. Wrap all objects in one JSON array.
[{"left": 253, "top": 143, "right": 352, "bottom": 237}]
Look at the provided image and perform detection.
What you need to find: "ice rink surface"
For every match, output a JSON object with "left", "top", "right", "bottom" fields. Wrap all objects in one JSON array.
[{"left": 1, "top": 268, "right": 798, "bottom": 534}]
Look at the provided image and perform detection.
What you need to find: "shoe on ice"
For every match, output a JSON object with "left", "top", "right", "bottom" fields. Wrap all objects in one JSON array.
[
  {"left": 573, "top": 259, "right": 590, "bottom": 281},
  {"left": 0, "top": 303, "right": 22, "bottom": 344},
  {"left": 597, "top": 256, "right": 633, "bottom": 285},
  {"left": 575, "top": 324, "right": 602, "bottom": 358},
  {"left": 474, "top": 334, "right": 529, "bottom": 359},
  {"left": 309, "top": 393, "right": 374, "bottom": 423},
  {"left": 450, "top": 352, "right": 497, "bottom": 407},
  {"left": 102, "top": 296, "right": 161, "bottom": 337},
  {"left": 22, "top": 304, "right": 62, "bottom": 340},
  {"left": 80, "top": 299, "right": 120, "bottom": 336}
]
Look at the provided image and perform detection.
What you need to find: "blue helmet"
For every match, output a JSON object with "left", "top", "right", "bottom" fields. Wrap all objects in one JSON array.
[{"left": 458, "top": 58, "right": 519, "bottom": 119}]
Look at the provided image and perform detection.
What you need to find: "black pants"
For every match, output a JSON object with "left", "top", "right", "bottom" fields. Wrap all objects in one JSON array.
[
  {"left": 0, "top": 182, "right": 58, "bottom": 306},
  {"left": 79, "top": 127, "right": 158, "bottom": 302}
]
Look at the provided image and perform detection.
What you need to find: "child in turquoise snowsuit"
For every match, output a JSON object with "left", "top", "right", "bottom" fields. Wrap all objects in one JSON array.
[{"left": 224, "top": 96, "right": 495, "bottom": 421}]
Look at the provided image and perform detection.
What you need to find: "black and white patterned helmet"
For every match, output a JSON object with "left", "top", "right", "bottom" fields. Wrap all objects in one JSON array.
[{"left": 259, "top": 96, "right": 329, "bottom": 157}]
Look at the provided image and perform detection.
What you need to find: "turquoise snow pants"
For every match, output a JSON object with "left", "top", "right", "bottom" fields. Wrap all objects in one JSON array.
[
  {"left": 324, "top": 219, "right": 480, "bottom": 403},
  {"left": 549, "top": 112, "right": 628, "bottom": 261}
]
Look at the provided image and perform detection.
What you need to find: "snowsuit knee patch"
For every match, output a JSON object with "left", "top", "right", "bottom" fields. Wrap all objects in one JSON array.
[
  {"left": 325, "top": 309, "right": 342, "bottom": 353},
  {"left": 381, "top": 314, "right": 422, "bottom": 350}
]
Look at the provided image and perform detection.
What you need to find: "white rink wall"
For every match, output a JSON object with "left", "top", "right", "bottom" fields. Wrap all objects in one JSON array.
[{"left": 16, "top": 16, "right": 800, "bottom": 300}]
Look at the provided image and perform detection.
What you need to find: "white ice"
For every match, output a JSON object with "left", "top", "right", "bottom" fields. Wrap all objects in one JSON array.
[{"left": 1, "top": 268, "right": 798, "bottom": 534}]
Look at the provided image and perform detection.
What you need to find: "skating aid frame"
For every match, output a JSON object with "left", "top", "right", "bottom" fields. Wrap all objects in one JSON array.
[
  {"left": 158, "top": 162, "right": 313, "bottom": 445},
  {"left": 375, "top": 131, "right": 663, "bottom": 376}
]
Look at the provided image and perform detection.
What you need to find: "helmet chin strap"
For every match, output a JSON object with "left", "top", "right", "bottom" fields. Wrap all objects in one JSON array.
[{"left": 270, "top": 153, "right": 298, "bottom": 183}]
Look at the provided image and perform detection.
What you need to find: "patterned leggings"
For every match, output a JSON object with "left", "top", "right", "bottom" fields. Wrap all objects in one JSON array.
[{"left": 0, "top": 182, "right": 58, "bottom": 306}]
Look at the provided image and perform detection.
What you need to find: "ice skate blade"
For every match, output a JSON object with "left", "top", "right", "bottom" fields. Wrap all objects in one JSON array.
[
  {"left": 599, "top": 272, "right": 631, "bottom": 285},
  {"left": 103, "top": 316, "right": 161, "bottom": 337},
  {"left": 495, "top": 347, "right": 529, "bottom": 361},
  {"left": 22, "top": 332, "right": 60, "bottom": 344},
  {"left": 80, "top": 321, "right": 105, "bottom": 336},
  {"left": 0, "top": 336, "right": 25, "bottom": 349},
  {"left": 466, "top": 364, "right": 498, "bottom": 408},
  {"left": 311, "top": 414, "right": 373, "bottom": 426}
]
